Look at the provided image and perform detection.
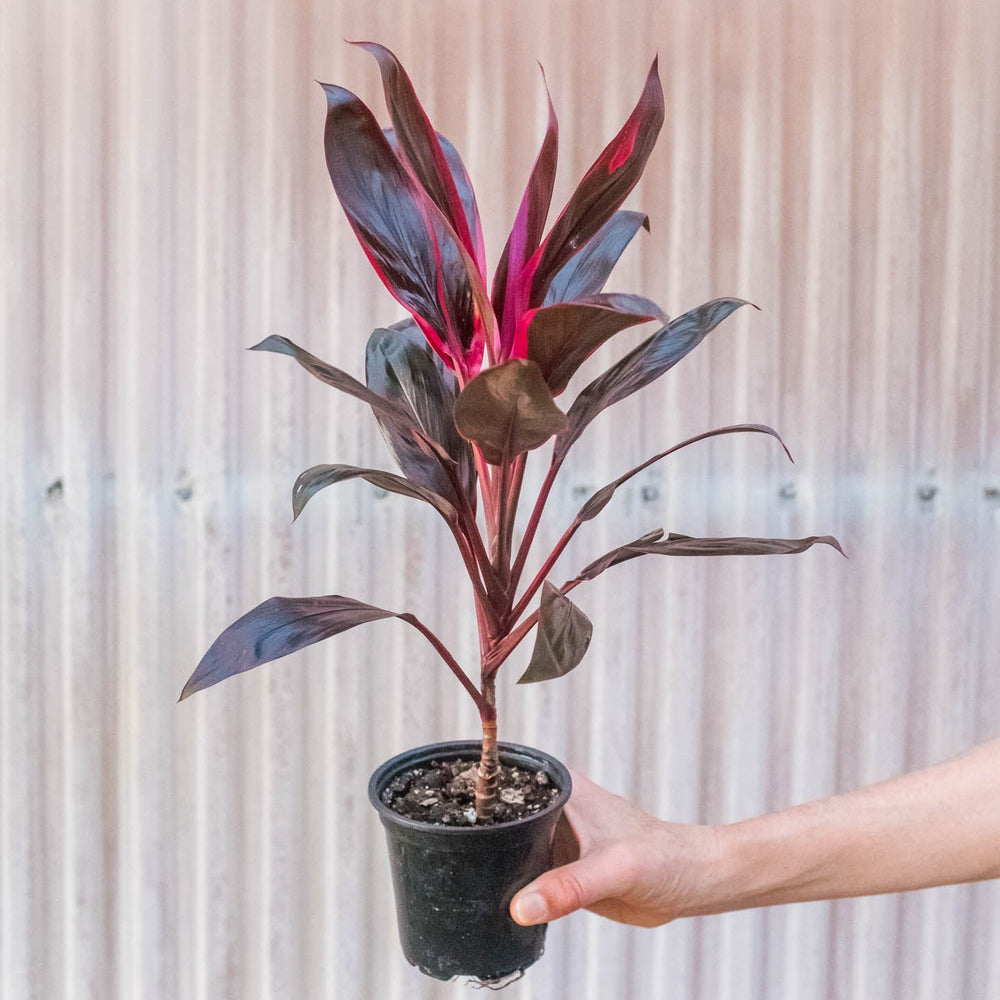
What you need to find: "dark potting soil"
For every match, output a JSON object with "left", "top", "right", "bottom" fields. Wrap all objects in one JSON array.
[{"left": 380, "top": 758, "right": 560, "bottom": 826}]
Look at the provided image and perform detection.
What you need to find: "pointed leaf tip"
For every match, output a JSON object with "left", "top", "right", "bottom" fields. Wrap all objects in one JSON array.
[
  {"left": 319, "top": 82, "right": 355, "bottom": 108},
  {"left": 492, "top": 68, "right": 559, "bottom": 355},
  {"left": 575, "top": 424, "right": 794, "bottom": 522},
  {"left": 528, "top": 58, "right": 665, "bottom": 306},
  {"left": 353, "top": 40, "right": 485, "bottom": 275},
  {"left": 828, "top": 537, "right": 848, "bottom": 558},
  {"left": 249, "top": 334, "right": 296, "bottom": 356},
  {"left": 181, "top": 595, "right": 400, "bottom": 698},
  {"left": 555, "top": 297, "right": 753, "bottom": 464},
  {"left": 323, "top": 81, "right": 491, "bottom": 371},
  {"left": 544, "top": 211, "right": 652, "bottom": 306}
]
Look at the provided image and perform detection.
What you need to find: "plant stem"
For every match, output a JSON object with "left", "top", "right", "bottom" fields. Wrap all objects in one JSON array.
[
  {"left": 475, "top": 675, "right": 499, "bottom": 821},
  {"left": 450, "top": 526, "right": 497, "bottom": 622},
  {"left": 469, "top": 533, "right": 506, "bottom": 618},
  {"left": 498, "top": 454, "right": 526, "bottom": 590},
  {"left": 397, "top": 612, "right": 489, "bottom": 714},
  {"left": 508, "top": 516, "right": 581, "bottom": 625},
  {"left": 508, "top": 456, "right": 563, "bottom": 596},
  {"left": 436, "top": 449, "right": 506, "bottom": 617},
  {"left": 472, "top": 445, "right": 499, "bottom": 552},
  {"left": 493, "top": 455, "right": 515, "bottom": 580},
  {"left": 451, "top": 496, "right": 505, "bottom": 618}
]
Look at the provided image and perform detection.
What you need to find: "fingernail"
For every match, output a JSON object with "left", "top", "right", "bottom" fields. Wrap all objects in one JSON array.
[{"left": 512, "top": 892, "right": 547, "bottom": 925}]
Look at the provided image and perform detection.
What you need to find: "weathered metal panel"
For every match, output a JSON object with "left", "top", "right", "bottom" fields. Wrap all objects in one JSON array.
[{"left": 2, "top": 0, "right": 998, "bottom": 997}]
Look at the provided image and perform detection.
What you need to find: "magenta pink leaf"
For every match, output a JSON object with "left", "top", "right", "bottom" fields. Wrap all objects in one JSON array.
[
  {"left": 529, "top": 59, "right": 664, "bottom": 308},
  {"left": 320, "top": 83, "right": 492, "bottom": 375},
  {"left": 355, "top": 42, "right": 484, "bottom": 274},
  {"left": 436, "top": 133, "right": 486, "bottom": 278},
  {"left": 492, "top": 71, "right": 559, "bottom": 358},
  {"left": 384, "top": 128, "right": 486, "bottom": 279}
]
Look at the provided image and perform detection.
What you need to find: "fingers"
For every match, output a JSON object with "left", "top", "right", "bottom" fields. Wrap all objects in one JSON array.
[
  {"left": 510, "top": 769, "right": 652, "bottom": 926},
  {"left": 510, "top": 849, "right": 628, "bottom": 925}
]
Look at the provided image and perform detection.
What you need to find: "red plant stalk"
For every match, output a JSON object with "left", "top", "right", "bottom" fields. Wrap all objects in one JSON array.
[{"left": 470, "top": 448, "right": 563, "bottom": 819}]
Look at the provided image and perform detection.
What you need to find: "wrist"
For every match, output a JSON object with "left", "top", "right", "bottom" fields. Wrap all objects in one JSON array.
[
  {"left": 644, "top": 819, "right": 783, "bottom": 921},
  {"left": 705, "top": 808, "right": 830, "bottom": 914}
]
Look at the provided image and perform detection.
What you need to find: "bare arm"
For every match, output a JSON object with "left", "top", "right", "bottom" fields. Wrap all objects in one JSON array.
[{"left": 511, "top": 739, "right": 1000, "bottom": 927}]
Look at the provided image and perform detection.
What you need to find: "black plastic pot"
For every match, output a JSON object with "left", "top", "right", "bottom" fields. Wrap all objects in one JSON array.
[{"left": 368, "top": 740, "right": 571, "bottom": 983}]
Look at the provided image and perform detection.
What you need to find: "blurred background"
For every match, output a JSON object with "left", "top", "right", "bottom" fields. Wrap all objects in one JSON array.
[{"left": 2, "top": 0, "right": 998, "bottom": 997}]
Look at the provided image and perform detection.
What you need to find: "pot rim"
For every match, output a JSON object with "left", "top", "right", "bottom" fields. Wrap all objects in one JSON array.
[{"left": 368, "top": 740, "right": 572, "bottom": 836}]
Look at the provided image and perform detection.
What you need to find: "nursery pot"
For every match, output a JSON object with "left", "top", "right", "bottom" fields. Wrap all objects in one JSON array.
[{"left": 368, "top": 741, "right": 572, "bottom": 982}]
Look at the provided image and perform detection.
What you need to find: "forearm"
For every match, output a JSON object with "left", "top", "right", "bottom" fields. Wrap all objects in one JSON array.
[{"left": 701, "top": 739, "right": 1000, "bottom": 916}]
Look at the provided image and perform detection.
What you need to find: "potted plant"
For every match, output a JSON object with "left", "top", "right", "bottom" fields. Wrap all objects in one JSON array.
[{"left": 180, "top": 42, "right": 842, "bottom": 984}]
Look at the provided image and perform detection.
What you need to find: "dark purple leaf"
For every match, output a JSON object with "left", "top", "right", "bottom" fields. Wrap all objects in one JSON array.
[
  {"left": 517, "top": 582, "right": 593, "bottom": 684},
  {"left": 528, "top": 59, "right": 664, "bottom": 307},
  {"left": 179, "top": 595, "right": 397, "bottom": 699},
  {"left": 354, "top": 42, "right": 484, "bottom": 273},
  {"left": 597, "top": 291, "right": 669, "bottom": 324},
  {"left": 544, "top": 210, "right": 650, "bottom": 305},
  {"left": 574, "top": 528, "right": 664, "bottom": 581},
  {"left": 492, "top": 71, "right": 559, "bottom": 357},
  {"left": 320, "top": 82, "right": 493, "bottom": 375},
  {"left": 384, "top": 128, "right": 486, "bottom": 278},
  {"left": 291, "top": 464, "right": 457, "bottom": 523},
  {"left": 525, "top": 293, "right": 664, "bottom": 395},
  {"left": 436, "top": 133, "right": 486, "bottom": 278},
  {"left": 250, "top": 334, "right": 451, "bottom": 465},
  {"left": 647, "top": 534, "right": 845, "bottom": 557},
  {"left": 577, "top": 532, "right": 845, "bottom": 582},
  {"left": 453, "top": 359, "right": 568, "bottom": 465},
  {"left": 576, "top": 424, "right": 792, "bottom": 522},
  {"left": 365, "top": 321, "right": 476, "bottom": 508},
  {"left": 554, "top": 298, "right": 754, "bottom": 465}
]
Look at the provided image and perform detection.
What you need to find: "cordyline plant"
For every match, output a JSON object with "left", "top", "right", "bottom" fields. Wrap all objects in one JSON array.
[{"left": 180, "top": 43, "right": 843, "bottom": 822}]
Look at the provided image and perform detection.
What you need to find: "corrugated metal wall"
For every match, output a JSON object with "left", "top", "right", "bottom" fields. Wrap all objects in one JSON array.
[{"left": 2, "top": 0, "right": 998, "bottom": 997}]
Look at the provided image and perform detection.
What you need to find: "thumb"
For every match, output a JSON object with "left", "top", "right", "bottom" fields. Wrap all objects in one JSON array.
[{"left": 510, "top": 851, "right": 625, "bottom": 925}]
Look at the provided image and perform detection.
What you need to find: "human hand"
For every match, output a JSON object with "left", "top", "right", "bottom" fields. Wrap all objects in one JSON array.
[
  {"left": 510, "top": 770, "right": 729, "bottom": 927},
  {"left": 512, "top": 741, "right": 1000, "bottom": 929}
]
